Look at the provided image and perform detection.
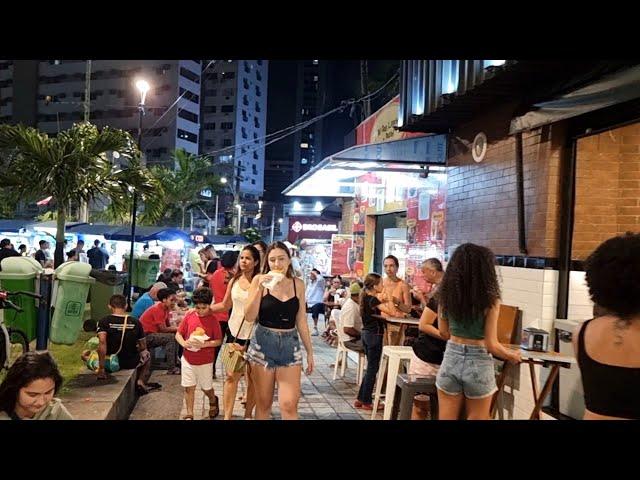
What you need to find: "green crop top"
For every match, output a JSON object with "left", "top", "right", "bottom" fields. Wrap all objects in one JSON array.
[{"left": 447, "top": 313, "right": 485, "bottom": 340}]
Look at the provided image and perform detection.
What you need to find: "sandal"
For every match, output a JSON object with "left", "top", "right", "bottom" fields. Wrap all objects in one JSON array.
[
  {"left": 146, "top": 382, "right": 162, "bottom": 391},
  {"left": 136, "top": 384, "right": 150, "bottom": 396},
  {"left": 209, "top": 395, "right": 219, "bottom": 419},
  {"left": 167, "top": 367, "right": 181, "bottom": 375},
  {"left": 182, "top": 415, "right": 194, "bottom": 420}
]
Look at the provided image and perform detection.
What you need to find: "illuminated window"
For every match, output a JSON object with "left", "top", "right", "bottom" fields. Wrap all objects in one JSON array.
[
  {"left": 441, "top": 60, "right": 459, "bottom": 95},
  {"left": 484, "top": 60, "right": 506, "bottom": 68}
]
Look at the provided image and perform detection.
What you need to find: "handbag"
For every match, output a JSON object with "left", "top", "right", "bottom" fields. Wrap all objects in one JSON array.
[
  {"left": 85, "top": 315, "right": 128, "bottom": 373},
  {"left": 220, "top": 317, "right": 254, "bottom": 374}
]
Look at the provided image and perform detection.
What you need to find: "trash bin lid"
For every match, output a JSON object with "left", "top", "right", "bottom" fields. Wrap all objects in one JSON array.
[
  {"left": 123, "top": 252, "right": 161, "bottom": 261},
  {"left": 54, "top": 261, "right": 96, "bottom": 283},
  {"left": 0, "top": 256, "right": 44, "bottom": 279},
  {"left": 90, "top": 269, "right": 127, "bottom": 286}
]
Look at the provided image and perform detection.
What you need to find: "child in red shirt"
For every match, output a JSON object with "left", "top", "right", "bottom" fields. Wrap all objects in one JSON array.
[{"left": 175, "top": 287, "right": 223, "bottom": 420}]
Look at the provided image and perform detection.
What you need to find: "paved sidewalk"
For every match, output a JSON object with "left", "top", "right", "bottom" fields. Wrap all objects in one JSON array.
[{"left": 130, "top": 321, "right": 377, "bottom": 420}]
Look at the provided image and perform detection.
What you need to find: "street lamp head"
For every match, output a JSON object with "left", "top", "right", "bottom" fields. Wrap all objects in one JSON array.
[
  {"left": 258, "top": 200, "right": 263, "bottom": 209},
  {"left": 235, "top": 204, "right": 242, "bottom": 211},
  {"left": 135, "top": 79, "right": 151, "bottom": 105},
  {"left": 278, "top": 218, "right": 283, "bottom": 223},
  {"left": 220, "top": 177, "right": 228, "bottom": 184}
]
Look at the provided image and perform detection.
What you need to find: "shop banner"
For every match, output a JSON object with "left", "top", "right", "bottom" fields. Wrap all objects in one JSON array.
[
  {"left": 330, "top": 234, "right": 354, "bottom": 277},
  {"left": 356, "top": 95, "right": 428, "bottom": 145}
]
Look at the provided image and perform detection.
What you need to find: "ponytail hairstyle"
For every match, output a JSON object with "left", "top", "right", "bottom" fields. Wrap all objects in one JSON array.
[{"left": 360, "top": 273, "right": 382, "bottom": 318}]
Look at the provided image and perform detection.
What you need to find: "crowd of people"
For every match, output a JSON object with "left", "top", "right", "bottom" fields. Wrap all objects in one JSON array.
[{"left": 1, "top": 232, "right": 639, "bottom": 420}]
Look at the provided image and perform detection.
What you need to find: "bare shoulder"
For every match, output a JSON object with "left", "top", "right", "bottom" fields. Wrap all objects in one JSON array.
[{"left": 294, "top": 277, "right": 306, "bottom": 293}]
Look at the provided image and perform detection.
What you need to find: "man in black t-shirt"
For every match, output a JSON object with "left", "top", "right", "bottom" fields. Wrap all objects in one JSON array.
[
  {"left": 96, "top": 294, "right": 161, "bottom": 395},
  {"left": 34, "top": 240, "right": 50, "bottom": 267},
  {"left": 87, "top": 239, "right": 110, "bottom": 269}
]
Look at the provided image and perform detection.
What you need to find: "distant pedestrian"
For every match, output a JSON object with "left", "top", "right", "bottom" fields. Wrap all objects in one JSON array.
[{"left": 87, "top": 239, "right": 110, "bottom": 270}]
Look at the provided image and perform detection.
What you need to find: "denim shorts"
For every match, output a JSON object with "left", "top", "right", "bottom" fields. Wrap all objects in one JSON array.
[
  {"left": 435, "top": 341, "right": 497, "bottom": 399},
  {"left": 245, "top": 324, "right": 303, "bottom": 369}
]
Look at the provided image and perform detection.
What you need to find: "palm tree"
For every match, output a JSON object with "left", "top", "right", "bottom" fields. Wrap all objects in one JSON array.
[
  {"left": 0, "top": 122, "right": 158, "bottom": 266},
  {"left": 150, "top": 149, "right": 228, "bottom": 230}
]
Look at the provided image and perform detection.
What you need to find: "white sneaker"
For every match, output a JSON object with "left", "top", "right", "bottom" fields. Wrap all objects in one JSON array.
[{"left": 311, "top": 328, "right": 319, "bottom": 336}]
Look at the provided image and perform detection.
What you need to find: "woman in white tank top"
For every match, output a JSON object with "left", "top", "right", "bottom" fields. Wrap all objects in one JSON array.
[{"left": 210, "top": 245, "right": 261, "bottom": 420}]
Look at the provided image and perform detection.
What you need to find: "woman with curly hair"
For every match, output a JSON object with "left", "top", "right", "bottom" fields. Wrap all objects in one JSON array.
[
  {"left": 0, "top": 352, "right": 73, "bottom": 420},
  {"left": 435, "top": 243, "right": 521, "bottom": 420},
  {"left": 574, "top": 233, "right": 640, "bottom": 420}
]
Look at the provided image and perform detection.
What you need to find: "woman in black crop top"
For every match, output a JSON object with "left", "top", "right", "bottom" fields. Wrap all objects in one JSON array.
[
  {"left": 574, "top": 233, "right": 640, "bottom": 420},
  {"left": 355, "top": 273, "right": 390, "bottom": 411},
  {"left": 244, "top": 241, "right": 314, "bottom": 420}
]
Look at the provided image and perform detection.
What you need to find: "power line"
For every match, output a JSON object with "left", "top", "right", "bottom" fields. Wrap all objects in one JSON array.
[{"left": 201, "top": 69, "right": 399, "bottom": 160}]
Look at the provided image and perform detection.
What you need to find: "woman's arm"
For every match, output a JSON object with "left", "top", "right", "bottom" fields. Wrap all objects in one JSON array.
[
  {"left": 419, "top": 306, "right": 447, "bottom": 341},
  {"left": 437, "top": 305, "right": 450, "bottom": 340},
  {"left": 295, "top": 278, "right": 314, "bottom": 375},
  {"left": 484, "top": 301, "right": 521, "bottom": 364},
  {"left": 323, "top": 288, "right": 331, "bottom": 302},
  {"left": 244, "top": 274, "right": 267, "bottom": 323},
  {"left": 210, "top": 279, "right": 234, "bottom": 312}
]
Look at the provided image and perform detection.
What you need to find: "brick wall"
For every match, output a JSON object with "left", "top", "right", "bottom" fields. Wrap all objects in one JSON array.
[
  {"left": 446, "top": 103, "right": 566, "bottom": 257},
  {"left": 572, "top": 122, "right": 640, "bottom": 260}
]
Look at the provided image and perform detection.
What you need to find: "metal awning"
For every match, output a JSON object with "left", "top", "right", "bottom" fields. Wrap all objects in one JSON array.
[
  {"left": 283, "top": 135, "right": 447, "bottom": 197},
  {"left": 0, "top": 219, "right": 31, "bottom": 233},
  {"left": 104, "top": 226, "right": 192, "bottom": 243},
  {"left": 510, "top": 64, "right": 640, "bottom": 134},
  {"left": 66, "top": 223, "right": 123, "bottom": 236}
]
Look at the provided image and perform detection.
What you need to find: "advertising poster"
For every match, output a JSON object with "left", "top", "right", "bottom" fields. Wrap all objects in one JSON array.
[
  {"left": 299, "top": 239, "right": 332, "bottom": 277},
  {"left": 330, "top": 234, "right": 354, "bottom": 277}
]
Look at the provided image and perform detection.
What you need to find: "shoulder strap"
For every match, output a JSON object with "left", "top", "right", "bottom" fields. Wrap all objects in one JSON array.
[
  {"left": 293, "top": 276, "right": 297, "bottom": 295},
  {"left": 577, "top": 318, "right": 593, "bottom": 362},
  {"left": 114, "top": 315, "right": 128, "bottom": 356}
]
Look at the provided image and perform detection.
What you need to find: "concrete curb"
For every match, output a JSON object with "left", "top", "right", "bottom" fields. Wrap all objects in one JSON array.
[{"left": 61, "top": 369, "right": 137, "bottom": 420}]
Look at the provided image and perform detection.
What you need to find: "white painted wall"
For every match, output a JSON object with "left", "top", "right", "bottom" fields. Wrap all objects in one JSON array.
[{"left": 496, "top": 266, "right": 592, "bottom": 419}]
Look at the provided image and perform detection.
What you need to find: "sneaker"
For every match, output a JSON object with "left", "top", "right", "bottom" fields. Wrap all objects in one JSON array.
[
  {"left": 353, "top": 400, "right": 364, "bottom": 408},
  {"left": 361, "top": 402, "right": 384, "bottom": 412},
  {"left": 311, "top": 328, "right": 319, "bottom": 336}
]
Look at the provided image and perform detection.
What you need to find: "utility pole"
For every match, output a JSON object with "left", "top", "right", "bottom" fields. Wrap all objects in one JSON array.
[
  {"left": 234, "top": 160, "right": 242, "bottom": 234},
  {"left": 79, "top": 60, "right": 92, "bottom": 222}
]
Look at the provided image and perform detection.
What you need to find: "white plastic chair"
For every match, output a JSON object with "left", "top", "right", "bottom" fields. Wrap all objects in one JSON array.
[
  {"left": 332, "top": 310, "right": 366, "bottom": 385},
  {"left": 371, "top": 345, "right": 413, "bottom": 420}
]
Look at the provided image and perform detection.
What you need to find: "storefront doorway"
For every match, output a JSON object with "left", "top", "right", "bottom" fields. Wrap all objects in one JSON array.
[{"left": 373, "top": 212, "right": 406, "bottom": 275}]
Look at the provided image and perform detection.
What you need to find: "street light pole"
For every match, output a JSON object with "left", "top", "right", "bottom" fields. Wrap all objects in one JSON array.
[
  {"left": 126, "top": 79, "right": 150, "bottom": 308},
  {"left": 270, "top": 206, "right": 275, "bottom": 243},
  {"left": 235, "top": 204, "right": 242, "bottom": 234},
  {"left": 214, "top": 194, "right": 219, "bottom": 235}
]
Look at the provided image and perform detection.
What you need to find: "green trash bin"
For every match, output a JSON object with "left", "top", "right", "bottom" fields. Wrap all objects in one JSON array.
[
  {"left": 49, "top": 262, "right": 95, "bottom": 345},
  {"left": 124, "top": 253, "right": 161, "bottom": 289},
  {"left": 0, "top": 257, "right": 44, "bottom": 341},
  {"left": 89, "top": 269, "right": 127, "bottom": 322}
]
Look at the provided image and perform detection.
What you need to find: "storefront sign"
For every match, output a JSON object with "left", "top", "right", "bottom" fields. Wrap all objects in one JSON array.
[
  {"left": 356, "top": 96, "right": 428, "bottom": 145},
  {"left": 288, "top": 216, "right": 339, "bottom": 242}
]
